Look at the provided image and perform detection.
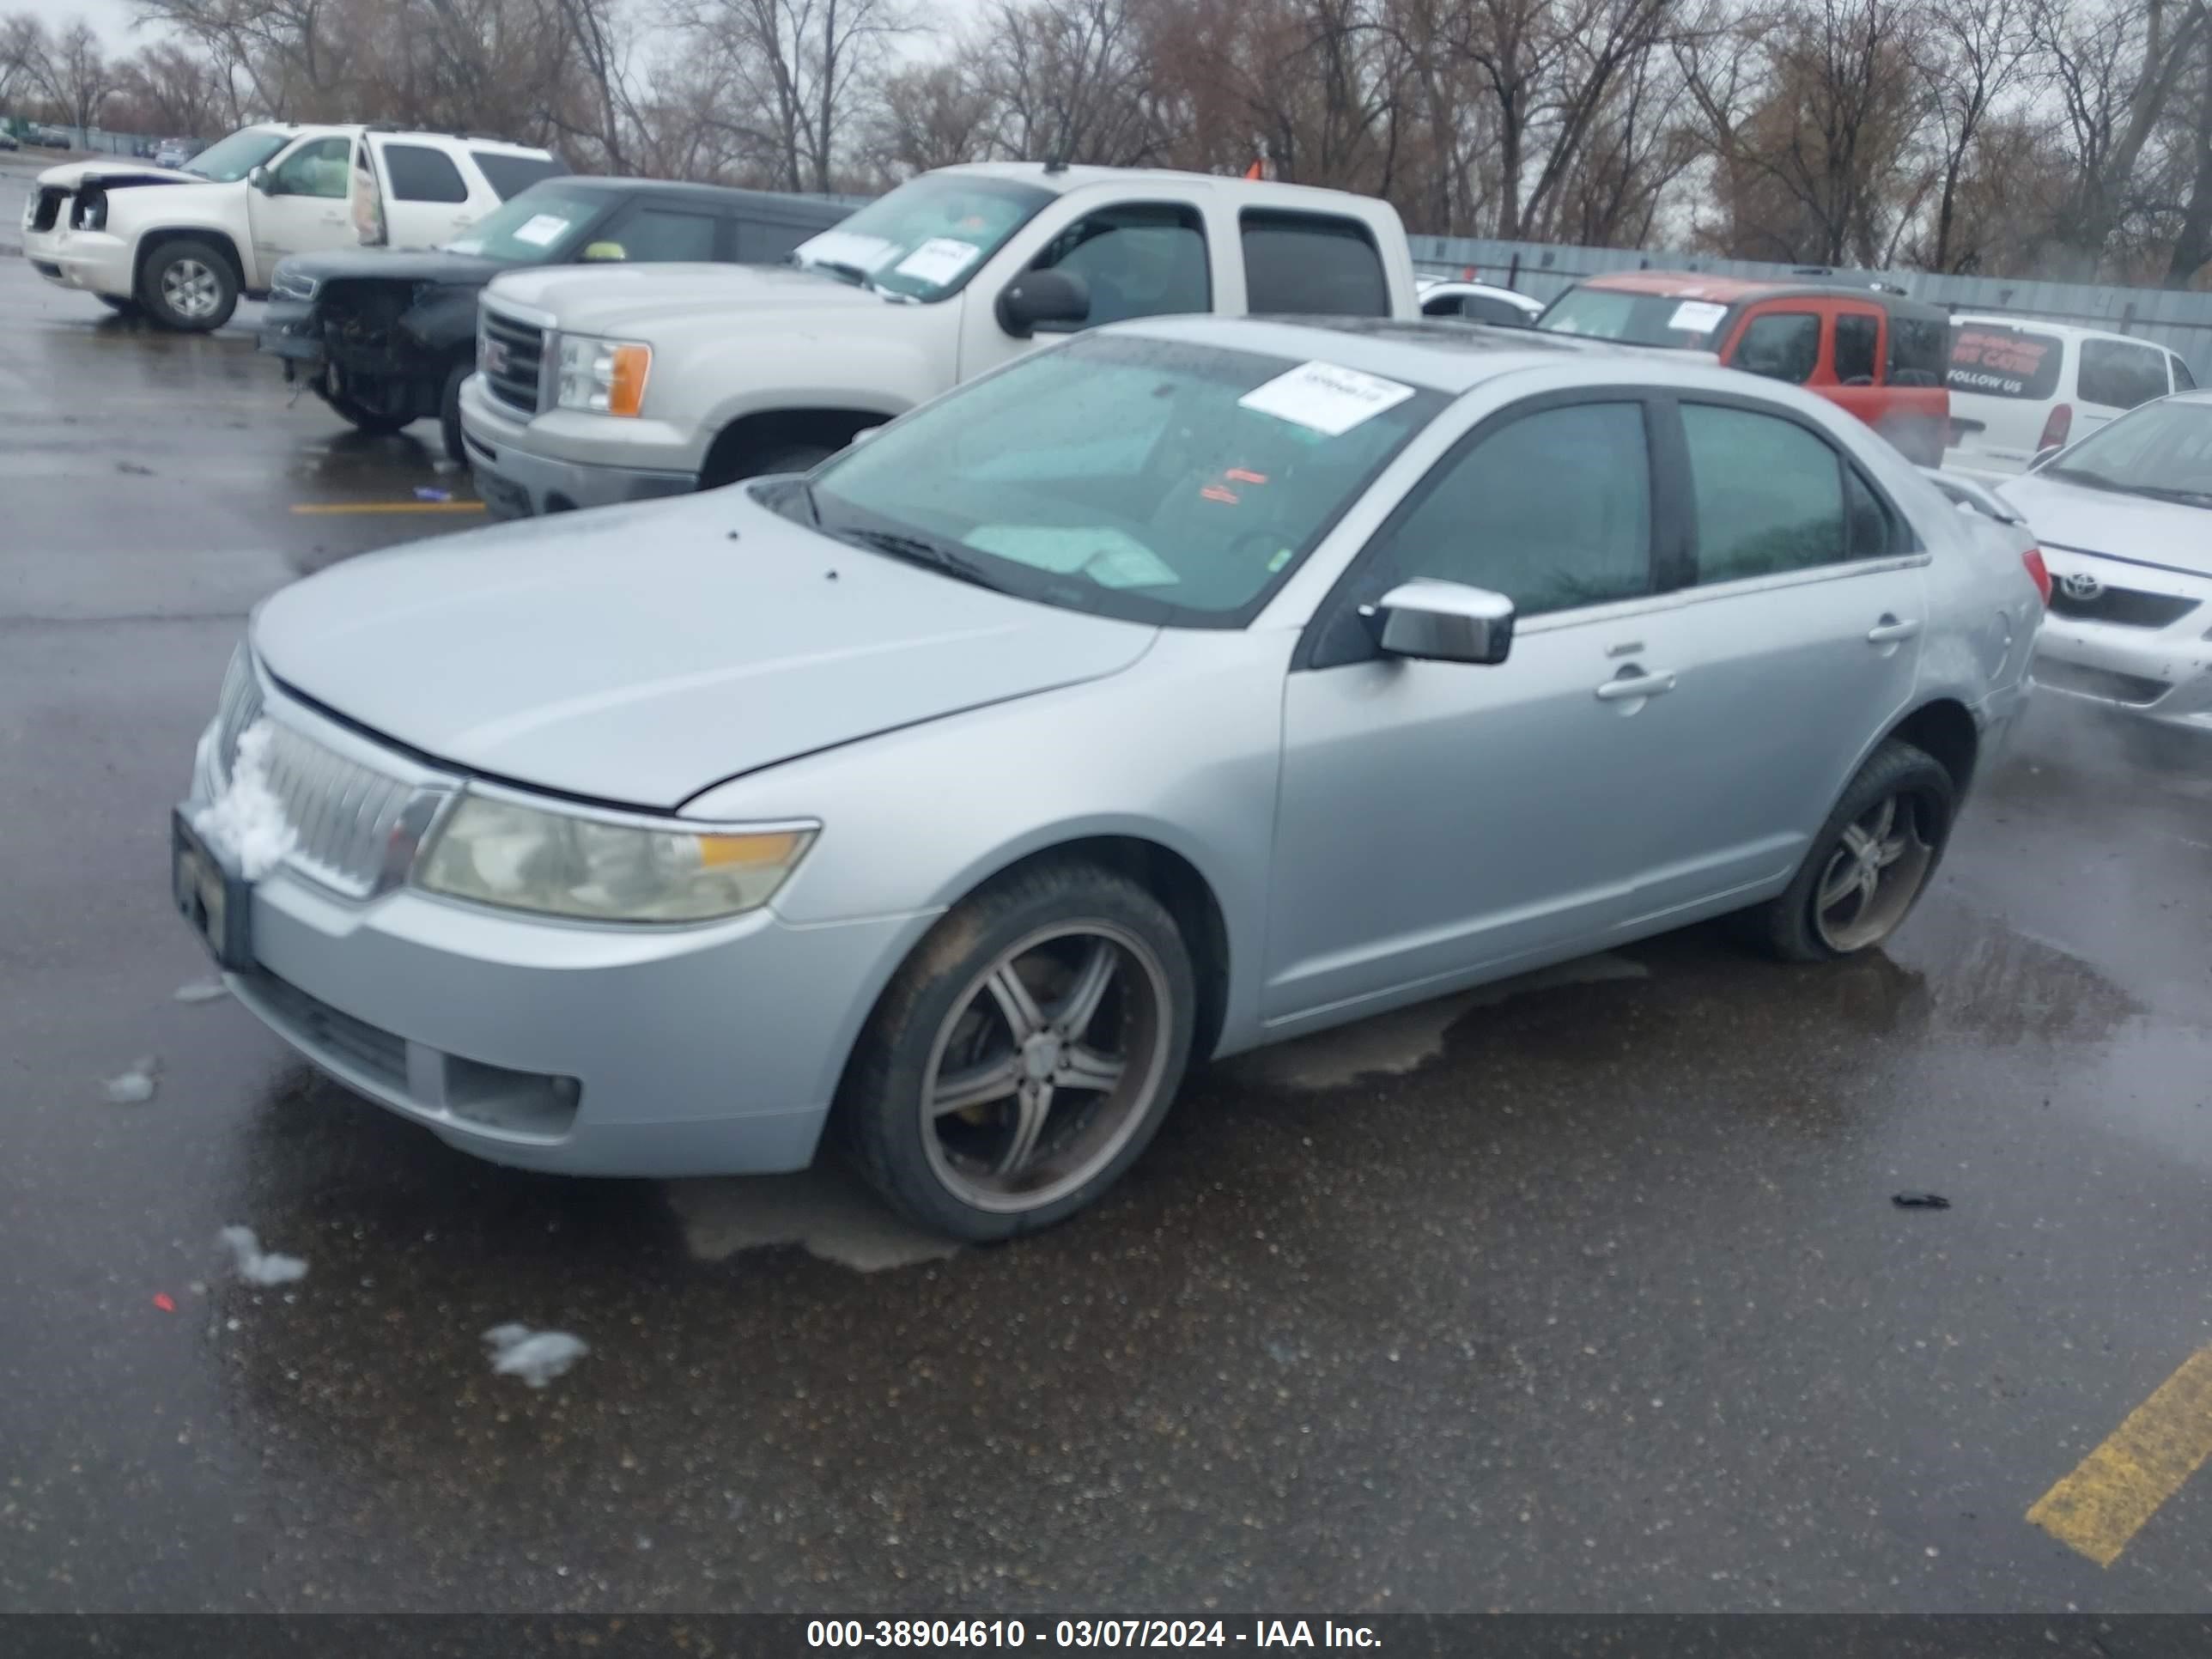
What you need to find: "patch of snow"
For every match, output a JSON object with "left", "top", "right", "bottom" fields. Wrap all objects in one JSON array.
[
  {"left": 484, "top": 1323, "right": 589, "bottom": 1388},
  {"left": 219, "top": 1224, "right": 308, "bottom": 1285},
  {"left": 102, "top": 1058, "right": 160, "bottom": 1103},
  {"left": 173, "top": 977, "right": 229, "bottom": 1004},
  {"left": 191, "top": 720, "right": 296, "bottom": 880}
]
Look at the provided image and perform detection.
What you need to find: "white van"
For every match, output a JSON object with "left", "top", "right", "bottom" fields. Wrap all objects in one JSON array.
[{"left": 1945, "top": 315, "right": 2197, "bottom": 477}]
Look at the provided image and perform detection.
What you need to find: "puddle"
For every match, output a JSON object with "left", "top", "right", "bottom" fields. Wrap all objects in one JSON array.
[
  {"left": 665, "top": 1166, "right": 960, "bottom": 1272},
  {"left": 1226, "top": 952, "right": 1651, "bottom": 1091}
]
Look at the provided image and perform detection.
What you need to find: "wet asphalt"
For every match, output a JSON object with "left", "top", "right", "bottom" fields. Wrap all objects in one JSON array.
[{"left": 3, "top": 155, "right": 2212, "bottom": 1616}]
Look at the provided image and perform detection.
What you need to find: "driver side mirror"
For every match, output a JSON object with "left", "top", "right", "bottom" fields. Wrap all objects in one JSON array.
[
  {"left": 996, "top": 269, "right": 1090, "bottom": 338},
  {"left": 1366, "top": 579, "right": 1516, "bottom": 665},
  {"left": 247, "top": 164, "right": 273, "bottom": 194}
]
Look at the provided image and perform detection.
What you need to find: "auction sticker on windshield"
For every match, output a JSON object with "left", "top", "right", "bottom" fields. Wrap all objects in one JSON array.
[
  {"left": 512, "top": 214, "right": 571, "bottom": 247},
  {"left": 1668, "top": 300, "right": 1728, "bottom": 334},
  {"left": 1238, "top": 362, "right": 1414, "bottom": 436},
  {"left": 894, "top": 238, "right": 982, "bottom": 284}
]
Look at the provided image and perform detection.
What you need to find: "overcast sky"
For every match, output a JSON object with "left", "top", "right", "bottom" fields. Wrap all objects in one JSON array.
[{"left": 21, "top": 0, "right": 142, "bottom": 46}]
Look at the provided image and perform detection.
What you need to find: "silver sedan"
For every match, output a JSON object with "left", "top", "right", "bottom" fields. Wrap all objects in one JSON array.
[{"left": 174, "top": 317, "right": 2045, "bottom": 1240}]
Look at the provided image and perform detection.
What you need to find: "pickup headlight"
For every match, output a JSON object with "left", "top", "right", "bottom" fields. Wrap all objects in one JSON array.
[
  {"left": 555, "top": 334, "right": 651, "bottom": 416},
  {"left": 416, "top": 793, "right": 815, "bottom": 922},
  {"left": 72, "top": 191, "right": 106, "bottom": 232}
]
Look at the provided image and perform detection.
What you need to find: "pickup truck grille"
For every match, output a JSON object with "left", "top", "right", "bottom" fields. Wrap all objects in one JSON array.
[{"left": 480, "top": 307, "right": 546, "bottom": 415}]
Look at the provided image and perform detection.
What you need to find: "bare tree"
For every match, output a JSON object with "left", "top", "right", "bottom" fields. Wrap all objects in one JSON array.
[
  {"left": 1918, "top": 0, "right": 2037, "bottom": 270},
  {"left": 37, "top": 21, "right": 119, "bottom": 136},
  {"left": 1, "top": 12, "right": 49, "bottom": 112},
  {"left": 118, "top": 37, "right": 229, "bottom": 135}
]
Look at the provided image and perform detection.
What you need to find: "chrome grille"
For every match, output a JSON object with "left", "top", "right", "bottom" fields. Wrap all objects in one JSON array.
[
  {"left": 480, "top": 307, "right": 546, "bottom": 414},
  {"left": 258, "top": 722, "right": 421, "bottom": 897},
  {"left": 211, "top": 648, "right": 265, "bottom": 787}
]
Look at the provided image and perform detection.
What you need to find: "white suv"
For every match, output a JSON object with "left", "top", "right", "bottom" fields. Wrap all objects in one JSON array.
[
  {"left": 1945, "top": 314, "right": 2197, "bottom": 477},
  {"left": 21, "top": 124, "right": 562, "bottom": 331}
]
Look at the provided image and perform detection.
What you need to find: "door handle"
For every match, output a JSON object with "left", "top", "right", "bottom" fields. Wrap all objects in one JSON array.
[
  {"left": 1595, "top": 669, "right": 1676, "bottom": 702},
  {"left": 1866, "top": 616, "right": 1923, "bottom": 644}
]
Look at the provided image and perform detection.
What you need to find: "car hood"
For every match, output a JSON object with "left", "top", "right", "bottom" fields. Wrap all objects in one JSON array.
[
  {"left": 281, "top": 245, "right": 510, "bottom": 289},
  {"left": 37, "top": 159, "right": 206, "bottom": 191},
  {"left": 251, "top": 487, "right": 1158, "bottom": 810},
  {"left": 485, "top": 261, "right": 883, "bottom": 337},
  {"left": 1996, "top": 472, "right": 2212, "bottom": 577}
]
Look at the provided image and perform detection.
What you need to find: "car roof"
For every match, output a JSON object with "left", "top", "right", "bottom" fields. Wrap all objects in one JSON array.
[
  {"left": 937, "top": 161, "right": 1399, "bottom": 214},
  {"left": 240, "top": 121, "right": 550, "bottom": 158},
  {"left": 537, "top": 176, "right": 848, "bottom": 212},
  {"left": 1419, "top": 278, "right": 1542, "bottom": 306},
  {"left": 1952, "top": 313, "right": 2176, "bottom": 351},
  {"left": 1111, "top": 313, "right": 1727, "bottom": 394},
  {"left": 1583, "top": 269, "right": 1947, "bottom": 319}
]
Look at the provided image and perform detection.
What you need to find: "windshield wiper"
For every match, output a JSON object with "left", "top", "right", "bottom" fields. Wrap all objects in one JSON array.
[
  {"left": 830, "top": 526, "right": 1004, "bottom": 590},
  {"left": 2045, "top": 465, "right": 2212, "bottom": 506}
]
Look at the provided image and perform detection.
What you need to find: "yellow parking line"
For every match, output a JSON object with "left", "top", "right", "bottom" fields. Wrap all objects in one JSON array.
[
  {"left": 2027, "top": 1347, "right": 2212, "bottom": 1566},
  {"left": 289, "top": 501, "right": 486, "bottom": 516}
]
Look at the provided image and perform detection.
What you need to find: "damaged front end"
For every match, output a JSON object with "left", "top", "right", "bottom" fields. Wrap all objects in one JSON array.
[{"left": 262, "top": 276, "right": 472, "bottom": 423}]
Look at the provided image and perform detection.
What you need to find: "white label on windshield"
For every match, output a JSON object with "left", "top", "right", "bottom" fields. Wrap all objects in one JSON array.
[
  {"left": 1667, "top": 300, "right": 1728, "bottom": 334},
  {"left": 1237, "top": 362, "right": 1415, "bottom": 436},
  {"left": 512, "top": 214, "right": 570, "bottom": 247},
  {"left": 799, "top": 229, "right": 900, "bottom": 272},
  {"left": 893, "top": 236, "right": 982, "bottom": 284}
]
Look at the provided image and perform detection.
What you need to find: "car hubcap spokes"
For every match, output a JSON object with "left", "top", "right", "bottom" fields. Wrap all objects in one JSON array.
[
  {"left": 164, "top": 260, "right": 216, "bottom": 318},
  {"left": 1814, "top": 793, "right": 1934, "bottom": 951},
  {"left": 922, "top": 924, "right": 1170, "bottom": 1212}
]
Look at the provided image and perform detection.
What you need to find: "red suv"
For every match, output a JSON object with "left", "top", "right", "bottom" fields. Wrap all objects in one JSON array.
[{"left": 1536, "top": 272, "right": 1953, "bottom": 465}]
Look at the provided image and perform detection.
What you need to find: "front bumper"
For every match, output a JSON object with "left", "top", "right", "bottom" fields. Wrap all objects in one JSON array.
[
  {"left": 183, "top": 682, "right": 930, "bottom": 1176},
  {"left": 21, "top": 224, "right": 134, "bottom": 301},
  {"left": 257, "top": 296, "right": 325, "bottom": 365},
  {"left": 457, "top": 374, "right": 696, "bottom": 518},
  {"left": 2032, "top": 547, "right": 2212, "bottom": 733}
]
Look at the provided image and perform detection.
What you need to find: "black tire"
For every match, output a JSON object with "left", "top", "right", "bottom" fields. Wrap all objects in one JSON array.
[
  {"left": 140, "top": 238, "right": 238, "bottom": 331},
  {"left": 326, "top": 390, "right": 415, "bottom": 437},
  {"left": 440, "top": 359, "right": 471, "bottom": 466},
  {"left": 836, "top": 860, "right": 1198, "bottom": 1242},
  {"left": 701, "top": 441, "right": 836, "bottom": 490},
  {"left": 1742, "top": 739, "right": 1956, "bottom": 963}
]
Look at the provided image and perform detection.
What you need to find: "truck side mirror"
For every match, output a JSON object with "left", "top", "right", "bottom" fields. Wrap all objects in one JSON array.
[
  {"left": 248, "top": 164, "right": 273, "bottom": 194},
  {"left": 996, "top": 270, "right": 1091, "bottom": 338}
]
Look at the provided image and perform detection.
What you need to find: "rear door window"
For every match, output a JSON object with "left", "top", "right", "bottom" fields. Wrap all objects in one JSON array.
[
  {"left": 1682, "top": 404, "right": 1848, "bottom": 581},
  {"left": 1948, "top": 323, "right": 2062, "bottom": 398},
  {"left": 381, "top": 143, "right": 469, "bottom": 204},
  {"left": 1240, "top": 211, "right": 1389, "bottom": 317},
  {"left": 2078, "top": 337, "right": 2173, "bottom": 410},
  {"left": 1730, "top": 312, "right": 1821, "bottom": 385},
  {"left": 1834, "top": 313, "right": 1879, "bottom": 384},
  {"left": 1887, "top": 314, "right": 1948, "bottom": 387}
]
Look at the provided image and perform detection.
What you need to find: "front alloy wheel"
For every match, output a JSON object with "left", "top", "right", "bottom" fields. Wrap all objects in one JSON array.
[
  {"left": 922, "top": 923, "right": 1171, "bottom": 1213},
  {"left": 838, "top": 860, "right": 1197, "bottom": 1241}
]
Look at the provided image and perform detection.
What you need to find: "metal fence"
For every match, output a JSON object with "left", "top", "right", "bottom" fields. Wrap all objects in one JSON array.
[{"left": 1410, "top": 234, "right": 2212, "bottom": 379}]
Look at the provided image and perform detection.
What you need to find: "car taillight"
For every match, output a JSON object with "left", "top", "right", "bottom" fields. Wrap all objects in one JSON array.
[
  {"left": 2022, "top": 547, "right": 2052, "bottom": 605},
  {"left": 2039, "top": 404, "right": 2072, "bottom": 451}
]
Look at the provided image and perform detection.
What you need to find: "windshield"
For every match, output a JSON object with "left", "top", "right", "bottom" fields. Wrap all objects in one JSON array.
[
  {"left": 1537, "top": 285, "right": 1729, "bottom": 348},
  {"left": 442, "top": 185, "right": 607, "bottom": 262},
  {"left": 808, "top": 332, "right": 1445, "bottom": 626},
  {"left": 2039, "top": 398, "right": 2212, "bottom": 505},
  {"left": 184, "top": 126, "right": 294, "bottom": 183},
  {"left": 790, "top": 173, "right": 1053, "bottom": 302}
]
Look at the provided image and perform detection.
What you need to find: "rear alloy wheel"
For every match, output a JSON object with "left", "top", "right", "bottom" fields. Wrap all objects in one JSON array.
[
  {"left": 142, "top": 240, "right": 238, "bottom": 331},
  {"left": 838, "top": 862, "right": 1196, "bottom": 1241},
  {"left": 1745, "top": 739, "right": 1955, "bottom": 962}
]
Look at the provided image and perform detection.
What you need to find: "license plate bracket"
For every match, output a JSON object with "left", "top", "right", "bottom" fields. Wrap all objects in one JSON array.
[{"left": 172, "top": 809, "right": 254, "bottom": 972}]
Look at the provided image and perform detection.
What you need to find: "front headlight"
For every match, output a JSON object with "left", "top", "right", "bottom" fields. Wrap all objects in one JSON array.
[
  {"left": 555, "top": 334, "right": 651, "bottom": 416},
  {"left": 72, "top": 191, "right": 106, "bottom": 232},
  {"left": 415, "top": 793, "right": 814, "bottom": 923}
]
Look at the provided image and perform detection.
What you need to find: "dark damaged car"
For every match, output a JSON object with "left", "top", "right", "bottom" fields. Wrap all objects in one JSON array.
[{"left": 258, "top": 177, "right": 854, "bottom": 461}]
